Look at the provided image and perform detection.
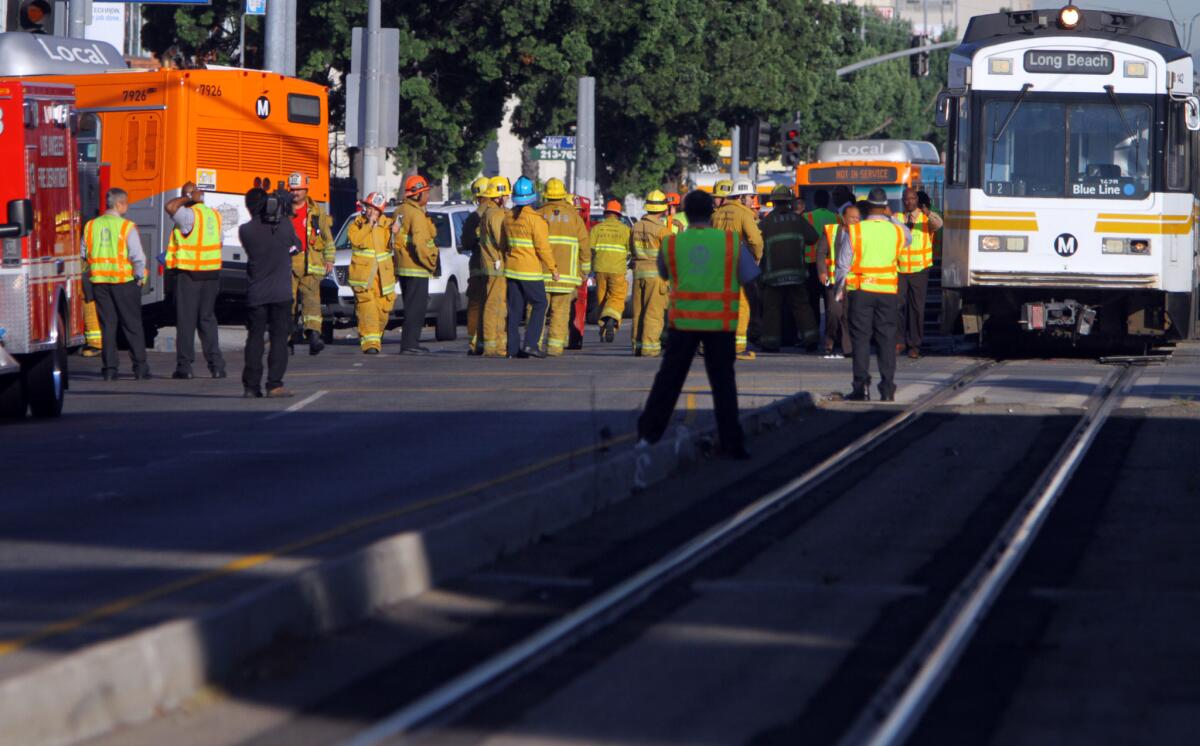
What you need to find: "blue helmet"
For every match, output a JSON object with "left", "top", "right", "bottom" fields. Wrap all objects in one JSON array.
[{"left": 512, "top": 176, "right": 537, "bottom": 206}]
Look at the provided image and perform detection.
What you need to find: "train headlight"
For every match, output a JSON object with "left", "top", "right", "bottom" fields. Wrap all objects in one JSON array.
[
  {"left": 1102, "top": 237, "right": 1150, "bottom": 255},
  {"left": 1058, "top": 5, "right": 1081, "bottom": 29},
  {"left": 989, "top": 57, "right": 1014, "bottom": 75},
  {"left": 1124, "top": 61, "right": 1148, "bottom": 78},
  {"left": 979, "top": 235, "right": 1028, "bottom": 252}
]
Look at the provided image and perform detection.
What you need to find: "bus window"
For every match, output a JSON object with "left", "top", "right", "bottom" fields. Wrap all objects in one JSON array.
[
  {"left": 122, "top": 113, "right": 160, "bottom": 180},
  {"left": 1167, "top": 100, "right": 1190, "bottom": 191},
  {"left": 288, "top": 94, "right": 321, "bottom": 125}
]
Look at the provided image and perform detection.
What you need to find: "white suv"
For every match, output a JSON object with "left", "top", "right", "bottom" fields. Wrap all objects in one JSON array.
[{"left": 324, "top": 202, "right": 474, "bottom": 341}]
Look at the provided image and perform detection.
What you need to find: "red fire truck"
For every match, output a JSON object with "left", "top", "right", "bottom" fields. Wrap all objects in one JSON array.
[{"left": 0, "top": 78, "right": 86, "bottom": 418}]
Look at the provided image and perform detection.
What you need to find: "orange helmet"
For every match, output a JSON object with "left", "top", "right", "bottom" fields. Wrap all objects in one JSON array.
[
  {"left": 288, "top": 172, "right": 309, "bottom": 191},
  {"left": 404, "top": 174, "right": 431, "bottom": 197},
  {"left": 604, "top": 199, "right": 622, "bottom": 214},
  {"left": 666, "top": 192, "right": 681, "bottom": 207},
  {"left": 364, "top": 192, "right": 387, "bottom": 212}
]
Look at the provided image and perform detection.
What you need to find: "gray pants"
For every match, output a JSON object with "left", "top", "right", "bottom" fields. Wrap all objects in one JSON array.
[
  {"left": 398, "top": 276, "right": 429, "bottom": 350},
  {"left": 173, "top": 271, "right": 224, "bottom": 374},
  {"left": 93, "top": 281, "right": 147, "bottom": 375}
]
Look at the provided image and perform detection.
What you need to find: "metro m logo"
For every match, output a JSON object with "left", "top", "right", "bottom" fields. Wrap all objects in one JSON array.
[
  {"left": 1054, "top": 233, "right": 1078, "bottom": 257},
  {"left": 255, "top": 96, "right": 271, "bottom": 120}
]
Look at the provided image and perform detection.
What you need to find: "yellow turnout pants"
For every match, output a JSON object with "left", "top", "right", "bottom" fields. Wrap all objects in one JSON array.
[
  {"left": 466, "top": 275, "right": 486, "bottom": 353},
  {"left": 631, "top": 277, "right": 668, "bottom": 357},
  {"left": 291, "top": 272, "right": 323, "bottom": 333},
  {"left": 482, "top": 276, "right": 508, "bottom": 356},
  {"left": 543, "top": 291, "right": 574, "bottom": 356},
  {"left": 595, "top": 272, "right": 627, "bottom": 328},
  {"left": 735, "top": 289, "right": 751, "bottom": 353},
  {"left": 83, "top": 299, "right": 103, "bottom": 349},
  {"left": 355, "top": 276, "right": 395, "bottom": 352}
]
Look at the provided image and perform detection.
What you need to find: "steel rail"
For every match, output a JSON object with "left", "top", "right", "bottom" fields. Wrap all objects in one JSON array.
[
  {"left": 340, "top": 360, "right": 999, "bottom": 746},
  {"left": 841, "top": 363, "right": 1141, "bottom": 746}
]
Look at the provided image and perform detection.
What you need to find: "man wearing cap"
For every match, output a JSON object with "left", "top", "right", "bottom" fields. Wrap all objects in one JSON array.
[
  {"left": 288, "top": 172, "right": 334, "bottom": 356},
  {"left": 347, "top": 193, "right": 397, "bottom": 354},
  {"left": 463, "top": 176, "right": 491, "bottom": 355},
  {"left": 165, "top": 181, "right": 226, "bottom": 379},
  {"left": 536, "top": 178, "right": 590, "bottom": 357},
  {"left": 834, "top": 187, "right": 910, "bottom": 401},
  {"left": 758, "top": 186, "right": 820, "bottom": 352},
  {"left": 712, "top": 178, "right": 764, "bottom": 360},
  {"left": 590, "top": 199, "right": 631, "bottom": 343},
  {"left": 630, "top": 190, "right": 671, "bottom": 357},
  {"left": 393, "top": 174, "right": 439, "bottom": 354}
]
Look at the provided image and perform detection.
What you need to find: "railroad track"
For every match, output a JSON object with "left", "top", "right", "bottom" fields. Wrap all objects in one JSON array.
[{"left": 335, "top": 358, "right": 1145, "bottom": 746}]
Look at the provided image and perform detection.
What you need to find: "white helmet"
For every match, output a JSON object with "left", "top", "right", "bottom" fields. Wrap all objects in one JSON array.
[{"left": 730, "top": 178, "right": 756, "bottom": 197}]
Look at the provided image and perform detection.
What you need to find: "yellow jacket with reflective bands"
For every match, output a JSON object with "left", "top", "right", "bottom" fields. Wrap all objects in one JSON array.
[
  {"left": 536, "top": 200, "right": 591, "bottom": 292},
  {"left": 347, "top": 215, "right": 396, "bottom": 295},
  {"left": 464, "top": 202, "right": 486, "bottom": 277},
  {"left": 712, "top": 202, "right": 763, "bottom": 261},
  {"left": 502, "top": 207, "right": 557, "bottom": 282},
  {"left": 296, "top": 197, "right": 336, "bottom": 276},
  {"left": 630, "top": 213, "right": 667, "bottom": 280},
  {"left": 589, "top": 215, "right": 631, "bottom": 275},
  {"left": 393, "top": 200, "right": 439, "bottom": 278},
  {"left": 167, "top": 203, "right": 223, "bottom": 272}
]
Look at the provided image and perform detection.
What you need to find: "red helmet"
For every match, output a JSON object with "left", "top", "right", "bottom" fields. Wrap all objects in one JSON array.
[
  {"left": 604, "top": 199, "right": 622, "bottom": 214},
  {"left": 666, "top": 192, "right": 681, "bottom": 207},
  {"left": 404, "top": 174, "right": 431, "bottom": 196},
  {"left": 364, "top": 192, "right": 387, "bottom": 211}
]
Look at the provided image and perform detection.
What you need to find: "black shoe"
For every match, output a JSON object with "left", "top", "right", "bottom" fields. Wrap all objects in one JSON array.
[
  {"left": 878, "top": 386, "right": 896, "bottom": 402},
  {"left": 520, "top": 345, "right": 547, "bottom": 359},
  {"left": 134, "top": 368, "right": 152, "bottom": 380},
  {"left": 102, "top": 369, "right": 117, "bottom": 381},
  {"left": 172, "top": 370, "right": 194, "bottom": 380},
  {"left": 306, "top": 330, "right": 325, "bottom": 356},
  {"left": 845, "top": 389, "right": 871, "bottom": 402},
  {"left": 243, "top": 387, "right": 263, "bottom": 398},
  {"left": 400, "top": 346, "right": 431, "bottom": 355},
  {"left": 211, "top": 368, "right": 228, "bottom": 379},
  {"left": 603, "top": 319, "right": 616, "bottom": 343},
  {"left": 363, "top": 348, "right": 380, "bottom": 355}
]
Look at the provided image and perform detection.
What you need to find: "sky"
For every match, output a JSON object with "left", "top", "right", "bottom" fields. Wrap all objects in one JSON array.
[{"left": 1077, "top": 0, "right": 1200, "bottom": 53}]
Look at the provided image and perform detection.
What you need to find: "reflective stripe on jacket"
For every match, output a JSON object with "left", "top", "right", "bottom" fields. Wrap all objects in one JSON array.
[
  {"left": 85, "top": 214, "right": 135, "bottom": 284},
  {"left": 898, "top": 210, "right": 937, "bottom": 273},
  {"left": 347, "top": 215, "right": 396, "bottom": 295},
  {"left": 167, "top": 203, "right": 222, "bottom": 272},
  {"left": 711, "top": 202, "right": 763, "bottom": 260},
  {"left": 759, "top": 211, "right": 808, "bottom": 286},
  {"left": 848, "top": 220, "right": 903, "bottom": 294},
  {"left": 537, "top": 200, "right": 591, "bottom": 292},
  {"left": 502, "top": 207, "right": 556, "bottom": 282},
  {"left": 664, "top": 228, "right": 740, "bottom": 332},
  {"left": 394, "top": 200, "right": 439, "bottom": 278},
  {"left": 631, "top": 214, "right": 667, "bottom": 280},
  {"left": 589, "top": 215, "right": 631, "bottom": 275}
]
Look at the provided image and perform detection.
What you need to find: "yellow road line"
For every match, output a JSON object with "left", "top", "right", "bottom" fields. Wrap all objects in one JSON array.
[
  {"left": 684, "top": 392, "right": 698, "bottom": 425},
  {"left": 327, "top": 386, "right": 796, "bottom": 394},
  {"left": 0, "top": 430, "right": 637, "bottom": 658}
]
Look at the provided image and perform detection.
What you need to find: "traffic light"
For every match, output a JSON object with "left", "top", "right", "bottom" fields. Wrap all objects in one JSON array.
[
  {"left": 18, "top": 0, "right": 54, "bottom": 33},
  {"left": 781, "top": 123, "right": 802, "bottom": 167},
  {"left": 910, "top": 34, "right": 931, "bottom": 78},
  {"left": 757, "top": 119, "right": 774, "bottom": 158},
  {"left": 738, "top": 120, "right": 760, "bottom": 162}
]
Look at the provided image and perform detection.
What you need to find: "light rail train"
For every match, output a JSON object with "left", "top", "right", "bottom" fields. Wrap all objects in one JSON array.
[{"left": 937, "top": 6, "right": 1200, "bottom": 347}]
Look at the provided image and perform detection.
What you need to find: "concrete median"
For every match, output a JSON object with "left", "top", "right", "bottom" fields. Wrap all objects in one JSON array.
[{"left": 0, "top": 389, "right": 815, "bottom": 746}]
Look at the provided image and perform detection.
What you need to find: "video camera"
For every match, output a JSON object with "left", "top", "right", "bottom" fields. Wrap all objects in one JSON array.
[{"left": 250, "top": 176, "right": 294, "bottom": 225}]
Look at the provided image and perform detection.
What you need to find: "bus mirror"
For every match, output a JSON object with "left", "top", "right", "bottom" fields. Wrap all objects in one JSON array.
[
  {"left": 1185, "top": 96, "right": 1200, "bottom": 132},
  {"left": 934, "top": 91, "right": 953, "bottom": 128},
  {"left": 0, "top": 199, "right": 33, "bottom": 239}
]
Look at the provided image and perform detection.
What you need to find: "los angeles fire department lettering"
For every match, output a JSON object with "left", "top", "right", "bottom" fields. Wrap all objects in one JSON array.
[
  {"left": 37, "top": 167, "right": 68, "bottom": 188},
  {"left": 40, "top": 135, "right": 64, "bottom": 156}
]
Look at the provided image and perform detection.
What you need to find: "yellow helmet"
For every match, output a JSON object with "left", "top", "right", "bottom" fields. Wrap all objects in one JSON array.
[
  {"left": 544, "top": 177, "right": 568, "bottom": 201},
  {"left": 484, "top": 176, "right": 511, "bottom": 199},
  {"left": 644, "top": 189, "right": 669, "bottom": 213},
  {"left": 713, "top": 179, "right": 734, "bottom": 198},
  {"left": 769, "top": 185, "right": 794, "bottom": 203},
  {"left": 470, "top": 177, "right": 489, "bottom": 199}
]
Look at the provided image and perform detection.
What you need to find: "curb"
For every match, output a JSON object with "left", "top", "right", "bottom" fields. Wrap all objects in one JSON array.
[{"left": 0, "top": 389, "right": 816, "bottom": 746}]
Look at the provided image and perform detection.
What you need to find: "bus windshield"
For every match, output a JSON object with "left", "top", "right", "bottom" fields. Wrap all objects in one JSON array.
[{"left": 982, "top": 96, "right": 1152, "bottom": 199}]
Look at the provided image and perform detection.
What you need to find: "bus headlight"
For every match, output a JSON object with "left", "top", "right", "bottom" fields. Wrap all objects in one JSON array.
[
  {"left": 1058, "top": 5, "right": 1081, "bottom": 29},
  {"left": 1103, "top": 237, "right": 1151, "bottom": 255},
  {"left": 979, "top": 235, "right": 1028, "bottom": 252}
]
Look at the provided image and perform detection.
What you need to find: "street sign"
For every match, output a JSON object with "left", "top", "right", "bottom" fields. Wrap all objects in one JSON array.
[
  {"left": 245, "top": 0, "right": 266, "bottom": 16},
  {"left": 533, "top": 135, "right": 576, "bottom": 161}
]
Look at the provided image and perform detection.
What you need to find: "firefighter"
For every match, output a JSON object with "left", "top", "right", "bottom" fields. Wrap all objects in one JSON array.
[
  {"left": 815, "top": 202, "right": 861, "bottom": 358},
  {"left": 636, "top": 190, "right": 760, "bottom": 462},
  {"left": 590, "top": 199, "right": 631, "bottom": 343},
  {"left": 286, "top": 171, "right": 334, "bottom": 356},
  {"left": 502, "top": 176, "right": 558, "bottom": 358},
  {"left": 712, "top": 179, "right": 733, "bottom": 210},
  {"left": 668, "top": 192, "right": 689, "bottom": 234},
  {"left": 895, "top": 187, "right": 943, "bottom": 359},
  {"left": 393, "top": 174, "right": 439, "bottom": 354},
  {"left": 758, "top": 186, "right": 820, "bottom": 352},
  {"left": 711, "top": 178, "right": 763, "bottom": 359},
  {"left": 81, "top": 299, "right": 102, "bottom": 357},
  {"left": 164, "top": 181, "right": 226, "bottom": 379},
  {"left": 834, "top": 187, "right": 910, "bottom": 401},
  {"left": 536, "top": 178, "right": 590, "bottom": 357},
  {"left": 802, "top": 190, "right": 841, "bottom": 350},
  {"left": 83, "top": 188, "right": 150, "bottom": 380},
  {"left": 346, "top": 192, "right": 396, "bottom": 355},
  {"left": 463, "top": 176, "right": 491, "bottom": 355},
  {"left": 630, "top": 189, "right": 671, "bottom": 357},
  {"left": 478, "top": 176, "right": 512, "bottom": 357}
]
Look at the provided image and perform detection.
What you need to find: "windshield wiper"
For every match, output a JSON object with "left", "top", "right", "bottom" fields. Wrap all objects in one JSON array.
[
  {"left": 1104, "top": 85, "right": 1137, "bottom": 140},
  {"left": 992, "top": 83, "right": 1034, "bottom": 143}
]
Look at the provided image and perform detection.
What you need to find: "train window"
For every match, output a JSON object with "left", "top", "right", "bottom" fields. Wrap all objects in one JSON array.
[
  {"left": 287, "top": 94, "right": 321, "bottom": 125},
  {"left": 982, "top": 101, "right": 1065, "bottom": 197},
  {"left": 952, "top": 98, "right": 970, "bottom": 185},
  {"left": 1167, "top": 100, "right": 1190, "bottom": 191},
  {"left": 1067, "top": 102, "right": 1150, "bottom": 199}
]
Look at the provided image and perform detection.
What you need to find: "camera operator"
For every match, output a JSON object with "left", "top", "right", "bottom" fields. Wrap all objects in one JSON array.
[{"left": 239, "top": 184, "right": 301, "bottom": 398}]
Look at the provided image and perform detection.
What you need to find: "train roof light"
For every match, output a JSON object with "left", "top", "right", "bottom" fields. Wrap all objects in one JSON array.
[{"left": 1058, "top": 5, "right": 1082, "bottom": 30}]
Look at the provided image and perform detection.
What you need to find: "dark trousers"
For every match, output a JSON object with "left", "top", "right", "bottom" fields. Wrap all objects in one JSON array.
[
  {"left": 173, "top": 271, "right": 224, "bottom": 373},
  {"left": 507, "top": 278, "right": 548, "bottom": 354},
  {"left": 638, "top": 330, "right": 743, "bottom": 451},
  {"left": 398, "top": 276, "right": 429, "bottom": 350},
  {"left": 243, "top": 300, "right": 291, "bottom": 392},
  {"left": 93, "top": 281, "right": 147, "bottom": 374},
  {"left": 897, "top": 269, "right": 929, "bottom": 350},
  {"left": 804, "top": 266, "right": 822, "bottom": 347},
  {"left": 823, "top": 283, "right": 852, "bottom": 354},
  {"left": 849, "top": 291, "right": 898, "bottom": 395}
]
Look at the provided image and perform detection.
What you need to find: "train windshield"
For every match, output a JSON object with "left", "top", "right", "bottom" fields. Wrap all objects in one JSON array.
[{"left": 982, "top": 96, "right": 1152, "bottom": 199}]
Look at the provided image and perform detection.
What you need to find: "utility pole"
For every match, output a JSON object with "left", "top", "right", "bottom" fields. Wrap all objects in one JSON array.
[
  {"left": 729, "top": 125, "right": 740, "bottom": 181},
  {"left": 360, "top": 0, "right": 384, "bottom": 199},
  {"left": 264, "top": 0, "right": 286, "bottom": 73},
  {"left": 68, "top": 0, "right": 92, "bottom": 39},
  {"left": 284, "top": 0, "right": 296, "bottom": 76},
  {"left": 574, "top": 77, "right": 596, "bottom": 207}
]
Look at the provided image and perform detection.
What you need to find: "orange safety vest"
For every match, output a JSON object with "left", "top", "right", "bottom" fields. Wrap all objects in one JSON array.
[
  {"left": 898, "top": 210, "right": 936, "bottom": 273},
  {"left": 167, "top": 203, "right": 223, "bottom": 272},
  {"left": 664, "top": 229, "right": 741, "bottom": 332},
  {"left": 847, "top": 220, "right": 903, "bottom": 294}
]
